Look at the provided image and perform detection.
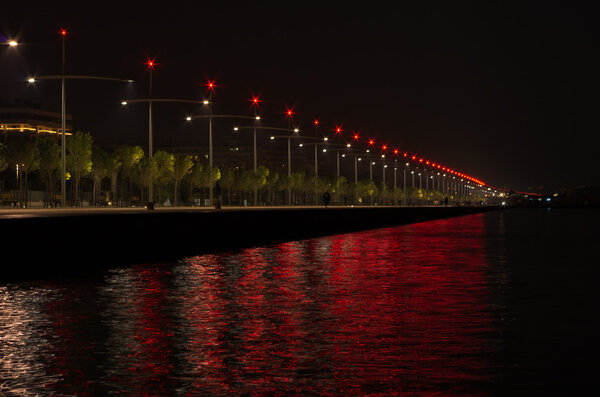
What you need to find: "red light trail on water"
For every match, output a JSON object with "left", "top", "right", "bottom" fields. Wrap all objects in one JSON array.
[{"left": 12, "top": 214, "right": 499, "bottom": 395}]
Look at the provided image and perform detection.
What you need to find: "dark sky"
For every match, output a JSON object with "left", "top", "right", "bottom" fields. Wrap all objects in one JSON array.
[{"left": 1, "top": 2, "right": 599, "bottom": 193}]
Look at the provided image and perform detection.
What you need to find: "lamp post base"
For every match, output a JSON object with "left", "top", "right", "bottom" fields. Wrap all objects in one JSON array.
[{"left": 146, "top": 202, "right": 155, "bottom": 211}]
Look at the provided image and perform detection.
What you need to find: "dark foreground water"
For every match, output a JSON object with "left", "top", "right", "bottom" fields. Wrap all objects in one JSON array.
[{"left": 1, "top": 209, "right": 599, "bottom": 395}]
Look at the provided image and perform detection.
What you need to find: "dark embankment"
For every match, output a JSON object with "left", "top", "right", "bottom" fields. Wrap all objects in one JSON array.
[{"left": 1, "top": 206, "right": 498, "bottom": 282}]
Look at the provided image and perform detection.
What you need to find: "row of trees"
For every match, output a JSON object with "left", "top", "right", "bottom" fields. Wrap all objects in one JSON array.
[{"left": 0, "top": 132, "right": 485, "bottom": 207}]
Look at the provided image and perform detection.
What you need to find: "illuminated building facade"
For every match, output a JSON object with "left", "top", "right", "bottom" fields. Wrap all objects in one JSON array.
[{"left": 0, "top": 101, "right": 72, "bottom": 138}]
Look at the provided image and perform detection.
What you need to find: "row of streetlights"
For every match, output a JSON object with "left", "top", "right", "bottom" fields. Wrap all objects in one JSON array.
[{"left": 5, "top": 33, "right": 494, "bottom": 208}]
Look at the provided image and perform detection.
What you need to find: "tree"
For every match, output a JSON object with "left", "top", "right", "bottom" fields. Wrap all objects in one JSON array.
[
  {"left": 0, "top": 143, "right": 8, "bottom": 173},
  {"left": 290, "top": 172, "right": 304, "bottom": 204},
  {"left": 66, "top": 132, "right": 93, "bottom": 205},
  {"left": 255, "top": 165, "right": 269, "bottom": 205},
  {"left": 266, "top": 171, "right": 279, "bottom": 205},
  {"left": 133, "top": 156, "right": 153, "bottom": 202},
  {"left": 153, "top": 150, "right": 174, "bottom": 204},
  {"left": 7, "top": 137, "right": 39, "bottom": 206},
  {"left": 405, "top": 187, "right": 426, "bottom": 205},
  {"left": 36, "top": 137, "right": 61, "bottom": 204},
  {"left": 218, "top": 167, "right": 235, "bottom": 205},
  {"left": 115, "top": 145, "right": 144, "bottom": 204},
  {"left": 356, "top": 180, "right": 377, "bottom": 205},
  {"left": 234, "top": 169, "right": 254, "bottom": 205},
  {"left": 302, "top": 172, "right": 317, "bottom": 205},
  {"left": 187, "top": 161, "right": 203, "bottom": 202},
  {"left": 105, "top": 151, "right": 122, "bottom": 205},
  {"left": 91, "top": 147, "right": 121, "bottom": 205},
  {"left": 331, "top": 175, "right": 349, "bottom": 205},
  {"left": 188, "top": 162, "right": 220, "bottom": 205},
  {"left": 172, "top": 153, "right": 193, "bottom": 206}
]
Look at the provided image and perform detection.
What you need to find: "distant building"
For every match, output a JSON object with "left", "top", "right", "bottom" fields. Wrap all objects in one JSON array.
[
  {"left": 0, "top": 100, "right": 72, "bottom": 139},
  {"left": 553, "top": 186, "right": 600, "bottom": 208}
]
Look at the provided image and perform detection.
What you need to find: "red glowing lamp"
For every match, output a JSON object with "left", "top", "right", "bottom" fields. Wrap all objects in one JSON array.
[
  {"left": 368, "top": 139, "right": 375, "bottom": 146},
  {"left": 206, "top": 79, "right": 216, "bottom": 92},
  {"left": 353, "top": 133, "right": 360, "bottom": 141},
  {"left": 146, "top": 58, "right": 156, "bottom": 70}
]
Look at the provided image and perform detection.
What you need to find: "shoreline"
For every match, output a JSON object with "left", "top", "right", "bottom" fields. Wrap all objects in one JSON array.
[{"left": 1, "top": 206, "right": 499, "bottom": 283}]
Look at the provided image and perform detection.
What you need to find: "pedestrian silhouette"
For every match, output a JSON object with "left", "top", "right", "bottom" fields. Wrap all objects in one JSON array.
[
  {"left": 323, "top": 191, "right": 331, "bottom": 207},
  {"left": 444, "top": 197, "right": 448, "bottom": 206}
]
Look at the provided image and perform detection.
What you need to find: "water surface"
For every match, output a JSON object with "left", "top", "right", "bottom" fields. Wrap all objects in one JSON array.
[{"left": 1, "top": 209, "right": 598, "bottom": 395}]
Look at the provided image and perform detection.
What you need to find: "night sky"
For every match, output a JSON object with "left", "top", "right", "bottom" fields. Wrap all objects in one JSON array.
[{"left": 1, "top": 2, "right": 598, "bottom": 193}]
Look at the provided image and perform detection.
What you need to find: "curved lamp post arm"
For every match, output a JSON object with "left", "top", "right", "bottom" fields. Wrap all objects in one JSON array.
[
  {"left": 29, "top": 75, "right": 134, "bottom": 83},
  {"left": 27, "top": 74, "right": 133, "bottom": 208},
  {"left": 188, "top": 114, "right": 259, "bottom": 120},
  {"left": 122, "top": 98, "right": 205, "bottom": 105}
]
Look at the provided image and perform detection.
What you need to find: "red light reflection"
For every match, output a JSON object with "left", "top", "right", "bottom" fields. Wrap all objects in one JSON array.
[{"left": 16, "top": 214, "right": 495, "bottom": 395}]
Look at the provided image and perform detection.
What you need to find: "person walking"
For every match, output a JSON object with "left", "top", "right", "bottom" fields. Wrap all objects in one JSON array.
[{"left": 322, "top": 191, "right": 331, "bottom": 208}]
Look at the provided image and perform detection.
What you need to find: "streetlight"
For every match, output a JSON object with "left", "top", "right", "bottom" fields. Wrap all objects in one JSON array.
[
  {"left": 25, "top": 29, "right": 134, "bottom": 207},
  {"left": 298, "top": 137, "right": 329, "bottom": 205},
  {"left": 383, "top": 163, "right": 387, "bottom": 187},
  {"left": 269, "top": 128, "right": 325, "bottom": 206},
  {"left": 2, "top": 39, "right": 18, "bottom": 47},
  {"left": 28, "top": 73, "right": 134, "bottom": 207},
  {"left": 188, "top": 111, "right": 268, "bottom": 205},
  {"left": 207, "top": 80, "right": 215, "bottom": 204},
  {"left": 121, "top": 97, "right": 207, "bottom": 209},
  {"left": 324, "top": 141, "right": 353, "bottom": 179},
  {"left": 404, "top": 162, "right": 408, "bottom": 207}
]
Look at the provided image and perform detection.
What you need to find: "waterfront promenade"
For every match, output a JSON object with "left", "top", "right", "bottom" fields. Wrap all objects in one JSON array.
[{"left": 1, "top": 205, "right": 499, "bottom": 282}]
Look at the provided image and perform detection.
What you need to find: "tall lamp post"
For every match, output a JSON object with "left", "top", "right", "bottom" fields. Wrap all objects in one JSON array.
[
  {"left": 233, "top": 125, "right": 316, "bottom": 204},
  {"left": 207, "top": 82, "right": 215, "bottom": 205},
  {"left": 298, "top": 139, "right": 329, "bottom": 205},
  {"left": 269, "top": 131, "right": 299, "bottom": 206},
  {"left": 270, "top": 128, "right": 319, "bottom": 206},
  {"left": 28, "top": 74, "right": 134, "bottom": 206},
  {"left": 27, "top": 30, "right": 134, "bottom": 207},
  {"left": 121, "top": 97, "right": 207, "bottom": 209},
  {"left": 188, "top": 111, "right": 263, "bottom": 204}
]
